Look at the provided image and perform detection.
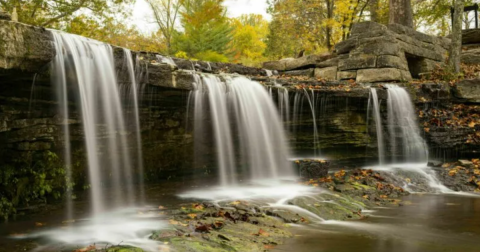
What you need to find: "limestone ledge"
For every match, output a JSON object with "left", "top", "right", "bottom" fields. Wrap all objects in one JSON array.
[{"left": 0, "top": 20, "right": 269, "bottom": 91}]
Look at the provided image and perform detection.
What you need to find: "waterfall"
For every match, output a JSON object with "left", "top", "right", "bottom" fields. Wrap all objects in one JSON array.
[
  {"left": 50, "top": 38, "right": 73, "bottom": 219},
  {"left": 368, "top": 88, "right": 385, "bottom": 165},
  {"left": 386, "top": 84, "right": 428, "bottom": 163},
  {"left": 50, "top": 31, "right": 142, "bottom": 216},
  {"left": 123, "top": 49, "right": 145, "bottom": 204},
  {"left": 291, "top": 89, "right": 320, "bottom": 157},
  {"left": 191, "top": 75, "right": 293, "bottom": 185},
  {"left": 368, "top": 85, "right": 428, "bottom": 165}
]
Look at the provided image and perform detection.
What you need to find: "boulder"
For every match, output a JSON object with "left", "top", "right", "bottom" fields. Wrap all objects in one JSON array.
[
  {"left": 338, "top": 54, "right": 376, "bottom": 71},
  {"left": 462, "top": 29, "right": 480, "bottom": 45},
  {"left": 0, "top": 20, "right": 54, "bottom": 72},
  {"left": 356, "top": 68, "right": 410, "bottom": 83},
  {"left": 284, "top": 53, "right": 334, "bottom": 71},
  {"left": 376, "top": 55, "right": 408, "bottom": 70},
  {"left": 356, "top": 36, "right": 402, "bottom": 56},
  {"left": 452, "top": 79, "right": 480, "bottom": 103},
  {"left": 316, "top": 57, "right": 339, "bottom": 68},
  {"left": 462, "top": 48, "right": 480, "bottom": 65},
  {"left": 314, "top": 66, "right": 337, "bottom": 80},
  {"left": 296, "top": 160, "right": 329, "bottom": 179},
  {"left": 335, "top": 39, "right": 357, "bottom": 54},
  {"left": 263, "top": 59, "right": 289, "bottom": 71}
]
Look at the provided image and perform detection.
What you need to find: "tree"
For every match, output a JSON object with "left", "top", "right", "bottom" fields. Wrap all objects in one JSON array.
[
  {"left": 146, "top": 0, "right": 182, "bottom": 54},
  {"left": 449, "top": 0, "right": 464, "bottom": 73},
  {"left": 230, "top": 14, "right": 269, "bottom": 66},
  {"left": 172, "top": 0, "right": 232, "bottom": 60},
  {"left": 389, "top": 0, "right": 413, "bottom": 28},
  {"left": 0, "top": 0, "right": 134, "bottom": 27}
]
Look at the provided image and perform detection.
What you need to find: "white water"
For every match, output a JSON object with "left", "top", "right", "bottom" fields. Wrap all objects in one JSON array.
[
  {"left": 368, "top": 88, "right": 385, "bottom": 165},
  {"left": 292, "top": 89, "right": 320, "bottom": 157},
  {"left": 123, "top": 48, "right": 146, "bottom": 204},
  {"left": 191, "top": 75, "right": 293, "bottom": 185},
  {"left": 386, "top": 84, "right": 428, "bottom": 163},
  {"left": 43, "top": 30, "right": 158, "bottom": 250},
  {"left": 50, "top": 37, "right": 73, "bottom": 219}
]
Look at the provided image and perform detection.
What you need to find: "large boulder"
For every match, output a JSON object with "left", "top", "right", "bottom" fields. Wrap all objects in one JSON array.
[
  {"left": 462, "top": 29, "right": 480, "bottom": 45},
  {"left": 452, "top": 79, "right": 480, "bottom": 103},
  {"left": 295, "top": 160, "right": 330, "bottom": 179},
  {"left": 462, "top": 48, "right": 480, "bottom": 65},
  {"left": 357, "top": 68, "right": 411, "bottom": 83},
  {"left": 314, "top": 66, "right": 337, "bottom": 80}
]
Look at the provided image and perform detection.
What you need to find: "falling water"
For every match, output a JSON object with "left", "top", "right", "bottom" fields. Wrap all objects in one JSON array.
[
  {"left": 50, "top": 39, "right": 73, "bottom": 219},
  {"left": 369, "top": 88, "right": 385, "bottom": 165},
  {"left": 123, "top": 48, "right": 145, "bottom": 204},
  {"left": 386, "top": 84, "right": 428, "bottom": 163},
  {"left": 277, "top": 87, "right": 290, "bottom": 124},
  {"left": 50, "top": 31, "right": 138, "bottom": 215},
  {"left": 192, "top": 74, "right": 293, "bottom": 185},
  {"left": 303, "top": 89, "right": 319, "bottom": 156}
]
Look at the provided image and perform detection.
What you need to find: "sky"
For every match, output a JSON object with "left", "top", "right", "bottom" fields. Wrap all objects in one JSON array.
[{"left": 131, "top": 0, "right": 271, "bottom": 33}]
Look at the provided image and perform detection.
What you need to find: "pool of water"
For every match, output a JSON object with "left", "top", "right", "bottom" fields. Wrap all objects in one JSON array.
[
  {"left": 275, "top": 194, "right": 480, "bottom": 252},
  {"left": 1, "top": 180, "right": 479, "bottom": 252}
]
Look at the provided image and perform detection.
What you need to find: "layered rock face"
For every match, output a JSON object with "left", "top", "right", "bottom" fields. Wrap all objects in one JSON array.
[
  {"left": 263, "top": 22, "right": 450, "bottom": 83},
  {"left": 461, "top": 29, "right": 480, "bottom": 65}
]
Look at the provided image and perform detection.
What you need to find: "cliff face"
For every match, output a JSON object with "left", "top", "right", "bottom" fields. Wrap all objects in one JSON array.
[{"left": 0, "top": 20, "right": 479, "bottom": 216}]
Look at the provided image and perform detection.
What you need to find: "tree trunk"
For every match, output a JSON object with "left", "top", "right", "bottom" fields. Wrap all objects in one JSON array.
[
  {"left": 325, "top": 0, "right": 334, "bottom": 50},
  {"left": 389, "top": 0, "right": 413, "bottom": 28},
  {"left": 370, "top": 0, "right": 378, "bottom": 22},
  {"left": 449, "top": 0, "right": 464, "bottom": 73}
]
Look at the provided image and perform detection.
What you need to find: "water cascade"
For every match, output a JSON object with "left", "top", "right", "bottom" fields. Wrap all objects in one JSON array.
[
  {"left": 50, "top": 30, "right": 142, "bottom": 215},
  {"left": 292, "top": 89, "right": 320, "bottom": 157},
  {"left": 386, "top": 84, "right": 428, "bottom": 163},
  {"left": 368, "top": 88, "right": 385, "bottom": 165},
  {"left": 191, "top": 75, "right": 293, "bottom": 185}
]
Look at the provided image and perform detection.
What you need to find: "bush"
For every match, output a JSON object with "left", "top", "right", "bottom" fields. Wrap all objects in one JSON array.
[{"left": 0, "top": 151, "right": 66, "bottom": 220}]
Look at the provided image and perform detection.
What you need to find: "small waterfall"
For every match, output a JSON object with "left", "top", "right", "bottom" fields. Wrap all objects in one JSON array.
[
  {"left": 50, "top": 39, "right": 73, "bottom": 219},
  {"left": 368, "top": 88, "right": 385, "bottom": 165},
  {"left": 191, "top": 75, "right": 293, "bottom": 185},
  {"left": 291, "top": 89, "right": 320, "bottom": 157},
  {"left": 123, "top": 49, "right": 145, "bottom": 204},
  {"left": 50, "top": 31, "right": 141, "bottom": 216},
  {"left": 386, "top": 84, "right": 428, "bottom": 163},
  {"left": 368, "top": 85, "right": 428, "bottom": 165},
  {"left": 277, "top": 87, "right": 290, "bottom": 124}
]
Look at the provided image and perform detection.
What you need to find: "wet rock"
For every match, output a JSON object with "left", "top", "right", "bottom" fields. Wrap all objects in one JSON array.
[
  {"left": 427, "top": 160, "right": 443, "bottom": 167},
  {"left": 296, "top": 160, "right": 329, "bottom": 179},
  {"left": 458, "top": 159, "right": 474, "bottom": 168}
]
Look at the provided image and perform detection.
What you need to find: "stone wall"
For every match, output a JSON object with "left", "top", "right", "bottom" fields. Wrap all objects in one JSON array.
[{"left": 263, "top": 22, "right": 451, "bottom": 83}]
